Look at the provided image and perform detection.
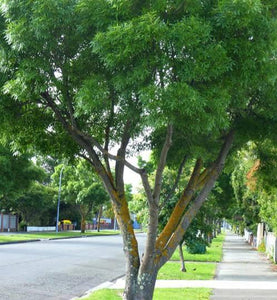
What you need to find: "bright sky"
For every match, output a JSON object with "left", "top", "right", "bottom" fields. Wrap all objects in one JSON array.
[{"left": 123, "top": 150, "right": 150, "bottom": 192}]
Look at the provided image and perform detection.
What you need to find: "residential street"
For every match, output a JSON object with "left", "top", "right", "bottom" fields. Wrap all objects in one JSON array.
[{"left": 0, "top": 233, "right": 146, "bottom": 300}]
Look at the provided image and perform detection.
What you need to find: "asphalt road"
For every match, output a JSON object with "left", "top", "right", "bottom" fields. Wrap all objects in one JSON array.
[{"left": 0, "top": 233, "right": 146, "bottom": 300}]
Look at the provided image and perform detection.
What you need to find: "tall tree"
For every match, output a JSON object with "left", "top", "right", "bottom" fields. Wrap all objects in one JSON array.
[{"left": 0, "top": 1, "right": 277, "bottom": 299}]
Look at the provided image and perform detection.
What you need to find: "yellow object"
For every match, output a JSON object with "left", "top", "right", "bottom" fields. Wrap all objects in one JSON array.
[{"left": 62, "top": 219, "right": 72, "bottom": 224}]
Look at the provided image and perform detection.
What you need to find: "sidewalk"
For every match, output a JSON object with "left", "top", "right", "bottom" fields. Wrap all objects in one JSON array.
[
  {"left": 211, "top": 231, "right": 277, "bottom": 299},
  {"left": 107, "top": 232, "right": 277, "bottom": 299}
]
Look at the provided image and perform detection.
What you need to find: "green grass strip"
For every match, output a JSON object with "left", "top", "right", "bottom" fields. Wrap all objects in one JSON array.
[
  {"left": 157, "top": 261, "right": 216, "bottom": 280},
  {"left": 0, "top": 230, "right": 120, "bottom": 243},
  {"left": 171, "top": 233, "right": 225, "bottom": 262},
  {"left": 84, "top": 288, "right": 211, "bottom": 300}
]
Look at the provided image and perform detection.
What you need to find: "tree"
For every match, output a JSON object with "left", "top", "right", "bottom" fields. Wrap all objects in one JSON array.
[
  {"left": 229, "top": 141, "right": 277, "bottom": 235},
  {"left": 0, "top": 143, "right": 44, "bottom": 207},
  {"left": 52, "top": 160, "right": 109, "bottom": 233},
  {"left": 0, "top": 143, "right": 57, "bottom": 226},
  {"left": 13, "top": 182, "right": 57, "bottom": 227},
  {"left": 0, "top": 1, "right": 277, "bottom": 299}
]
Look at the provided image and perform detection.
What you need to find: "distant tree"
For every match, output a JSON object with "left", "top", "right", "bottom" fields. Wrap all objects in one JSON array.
[
  {"left": 14, "top": 182, "right": 57, "bottom": 226},
  {"left": 0, "top": 143, "right": 44, "bottom": 208},
  {"left": 52, "top": 160, "right": 109, "bottom": 233}
]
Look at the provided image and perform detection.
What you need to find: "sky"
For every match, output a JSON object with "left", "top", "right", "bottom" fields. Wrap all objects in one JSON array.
[{"left": 123, "top": 150, "right": 150, "bottom": 192}]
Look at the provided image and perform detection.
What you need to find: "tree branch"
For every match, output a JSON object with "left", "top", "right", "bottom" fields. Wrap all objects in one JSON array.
[
  {"left": 157, "top": 130, "right": 235, "bottom": 267},
  {"left": 140, "top": 124, "right": 173, "bottom": 274},
  {"left": 72, "top": 127, "right": 144, "bottom": 175},
  {"left": 161, "top": 154, "right": 188, "bottom": 208},
  {"left": 153, "top": 124, "right": 173, "bottom": 204},
  {"left": 115, "top": 120, "right": 132, "bottom": 196},
  {"left": 155, "top": 158, "right": 203, "bottom": 251},
  {"left": 104, "top": 91, "right": 115, "bottom": 176}
]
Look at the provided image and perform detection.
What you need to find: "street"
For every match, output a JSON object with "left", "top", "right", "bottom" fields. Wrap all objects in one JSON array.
[{"left": 0, "top": 233, "right": 146, "bottom": 300}]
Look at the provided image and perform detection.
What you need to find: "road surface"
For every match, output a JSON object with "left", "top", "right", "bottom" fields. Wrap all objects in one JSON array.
[{"left": 0, "top": 233, "right": 146, "bottom": 300}]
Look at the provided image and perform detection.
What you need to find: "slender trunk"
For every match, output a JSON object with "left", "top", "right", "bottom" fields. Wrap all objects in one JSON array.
[
  {"left": 97, "top": 206, "right": 103, "bottom": 232},
  {"left": 81, "top": 216, "right": 86, "bottom": 233},
  {"left": 179, "top": 242, "right": 186, "bottom": 272}
]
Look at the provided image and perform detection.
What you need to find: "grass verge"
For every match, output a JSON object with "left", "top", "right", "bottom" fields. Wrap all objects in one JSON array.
[
  {"left": 157, "top": 261, "right": 216, "bottom": 280},
  {"left": 83, "top": 288, "right": 211, "bottom": 300},
  {"left": 171, "top": 233, "right": 225, "bottom": 262},
  {"left": 0, "top": 230, "right": 120, "bottom": 243}
]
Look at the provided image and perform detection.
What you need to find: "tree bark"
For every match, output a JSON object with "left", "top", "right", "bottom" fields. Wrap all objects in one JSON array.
[
  {"left": 179, "top": 242, "right": 186, "bottom": 272},
  {"left": 124, "top": 269, "right": 158, "bottom": 300},
  {"left": 81, "top": 216, "right": 86, "bottom": 233},
  {"left": 97, "top": 206, "right": 103, "bottom": 232}
]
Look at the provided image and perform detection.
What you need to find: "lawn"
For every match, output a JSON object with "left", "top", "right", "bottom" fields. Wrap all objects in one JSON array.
[
  {"left": 157, "top": 261, "right": 216, "bottom": 280},
  {"left": 84, "top": 288, "right": 211, "bottom": 300},
  {"left": 170, "top": 233, "right": 225, "bottom": 262},
  {"left": 0, "top": 230, "right": 120, "bottom": 243}
]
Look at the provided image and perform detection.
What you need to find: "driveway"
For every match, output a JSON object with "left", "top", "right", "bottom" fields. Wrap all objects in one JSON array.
[{"left": 0, "top": 233, "right": 146, "bottom": 300}]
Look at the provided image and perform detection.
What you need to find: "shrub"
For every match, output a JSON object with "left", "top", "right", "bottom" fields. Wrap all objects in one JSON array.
[
  {"left": 186, "top": 240, "right": 207, "bottom": 254},
  {"left": 258, "top": 241, "right": 266, "bottom": 253}
]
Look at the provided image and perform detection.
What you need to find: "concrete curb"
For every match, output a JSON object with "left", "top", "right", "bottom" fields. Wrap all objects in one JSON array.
[{"left": 0, "top": 239, "right": 41, "bottom": 245}]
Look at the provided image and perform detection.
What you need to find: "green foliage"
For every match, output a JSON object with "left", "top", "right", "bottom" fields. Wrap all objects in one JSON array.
[
  {"left": 229, "top": 146, "right": 261, "bottom": 233},
  {"left": 14, "top": 182, "right": 57, "bottom": 225},
  {"left": 0, "top": 143, "right": 44, "bottom": 201},
  {"left": 0, "top": 143, "right": 56, "bottom": 225},
  {"left": 52, "top": 160, "right": 109, "bottom": 226},
  {"left": 186, "top": 240, "right": 206, "bottom": 254},
  {"left": 0, "top": 0, "right": 276, "bottom": 160}
]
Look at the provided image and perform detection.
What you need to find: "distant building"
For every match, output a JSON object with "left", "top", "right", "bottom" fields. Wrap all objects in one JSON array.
[{"left": 0, "top": 213, "right": 17, "bottom": 232}]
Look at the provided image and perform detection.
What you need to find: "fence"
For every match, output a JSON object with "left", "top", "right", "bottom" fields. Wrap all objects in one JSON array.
[
  {"left": 264, "top": 231, "right": 277, "bottom": 263},
  {"left": 244, "top": 224, "right": 277, "bottom": 263},
  {"left": 0, "top": 213, "right": 17, "bottom": 232},
  {"left": 27, "top": 226, "right": 56, "bottom": 232},
  {"left": 244, "top": 229, "right": 257, "bottom": 248}
]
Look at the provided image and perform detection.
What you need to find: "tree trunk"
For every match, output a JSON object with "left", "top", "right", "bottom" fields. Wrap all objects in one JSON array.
[
  {"left": 97, "top": 206, "right": 103, "bottom": 232},
  {"left": 81, "top": 216, "right": 86, "bottom": 233},
  {"left": 179, "top": 242, "right": 186, "bottom": 272},
  {"left": 123, "top": 269, "right": 158, "bottom": 300}
]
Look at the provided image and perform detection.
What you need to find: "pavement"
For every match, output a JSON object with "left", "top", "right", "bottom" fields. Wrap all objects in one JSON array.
[
  {"left": 93, "top": 231, "right": 277, "bottom": 300},
  {"left": 211, "top": 232, "right": 277, "bottom": 299}
]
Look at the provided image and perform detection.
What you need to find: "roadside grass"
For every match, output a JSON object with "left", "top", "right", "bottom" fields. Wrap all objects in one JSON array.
[
  {"left": 84, "top": 288, "right": 211, "bottom": 300},
  {"left": 170, "top": 233, "right": 225, "bottom": 262},
  {"left": 0, "top": 230, "right": 120, "bottom": 243},
  {"left": 157, "top": 261, "right": 216, "bottom": 280},
  {"left": 78, "top": 234, "right": 224, "bottom": 299}
]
